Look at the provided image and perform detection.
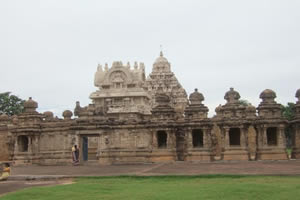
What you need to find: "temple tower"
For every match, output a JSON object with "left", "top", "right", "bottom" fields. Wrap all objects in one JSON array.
[
  {"left": 89, "top": 61, "right": 151, "bottom": 120},
  {"left": 184, "top": 89, "right": 212, "bottom": 161},
  {"left": 214, "top": 88, "right": 255, "bottom": 161},
  {"left": 146, "top": 52, "right": 188, "bottom": 117},
  {"left": 256, "top": 89, "right": 288, "bottom": 160}
]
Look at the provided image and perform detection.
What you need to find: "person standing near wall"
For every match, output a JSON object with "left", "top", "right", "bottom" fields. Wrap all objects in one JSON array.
[
  {"left": 0, "top": 163, "right": 11, "bottom": 181},
  {"left": 72, "top": 145, "right": 80, "bottom": 165}
]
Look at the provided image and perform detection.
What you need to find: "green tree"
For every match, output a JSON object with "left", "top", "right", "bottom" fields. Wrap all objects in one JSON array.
[
  {"left": 0, "top": 92, "right": 25, "bottom": 116},
  {"left": 239, "top": 99, "right": 251, "bottom": 106},
  {"left": 281, "top": 102, "right": 296, "bottom": 148},
  {"left": 281, "top": 102, "right": 295, "bottom": 120}
]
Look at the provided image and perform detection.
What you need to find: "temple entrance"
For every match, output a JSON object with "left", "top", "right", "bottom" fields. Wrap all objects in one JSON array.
[{"left": 81, "top": 135, "right": 98, "bottom": 162}]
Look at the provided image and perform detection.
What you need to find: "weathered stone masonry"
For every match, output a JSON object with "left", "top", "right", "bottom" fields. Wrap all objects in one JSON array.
[{"left": 1, "top": 52, "right": 300, "bottom": 165}]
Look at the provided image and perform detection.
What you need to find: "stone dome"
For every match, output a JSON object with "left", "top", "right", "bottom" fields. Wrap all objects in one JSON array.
[
  {"left": 215, "top": 104, "right": 222, "bottom": 113},
  {"left": 24, "top": 97, "right": 38, "bottom": 109},
  {"left": 62, "top": 110, "right": 73, "bottom": 119},
  {"left": 12, "top": 115, "right": 18, "bottom": 124},
  {"left": 0, "top": 113, "right": 9, "bottom": 121},
  {"left": 259, "top": 89, "right": 276, "bottom": 99},
  {"left": 154, "top": 51, "right": 169, "bottom": 64},
  {"left": 43, "top": 111, "right": 54, "bottom": 119},
  {"left": 189, "top": 88, "right": 204, "bottom": 104},
  {"left": 224, "top": 88, "right": 240, "bottom": 104},
  {"left": 246, "top": 104, "right": 256, "bottom": 112}
]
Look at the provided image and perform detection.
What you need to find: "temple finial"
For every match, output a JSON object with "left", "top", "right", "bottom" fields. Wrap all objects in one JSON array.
[{"left": 160, "top": 45, "right": 163, "bottom": 57}]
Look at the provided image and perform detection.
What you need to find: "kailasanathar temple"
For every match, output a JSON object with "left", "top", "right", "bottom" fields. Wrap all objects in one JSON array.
[{"left": 1, "top": 51, "right": 300, "bottom": 165}]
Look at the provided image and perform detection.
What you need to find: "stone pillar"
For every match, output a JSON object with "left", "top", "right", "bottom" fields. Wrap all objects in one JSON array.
[
  {"left": 292, "top": 125, "right": 300, "bottom": 159},
  {"left": 153, "top": 131, "right": 158, "bottom": 148},
  {"left": 248, "top": 125, "right": 257, "bottom": 160},
  {"left": 205, "top": 128, "right": 211, "bottom": 149},
  {"left": 203, "top": 128, "right": 207, "bottom": 148},
  {"left": 212, "top": 124, "right": 222, "bottom": 160},
  {"left": 14, "top": 136, "right": 18, "bottom": 153},
  {"left": 278, "top": 126, "right": 286, "bottom": 148},
  {"left": 240, "top": 127, "right": 246, "bottom": 148},
  {"left": 167, "top": 131, "right": 175, "bottom": 149},
  {"left": 224, "top": 127, "right": 230, "bottom": 148},
  {"left": 263, "top": 126, "right": 267, "bottom": 147},
  {"left": 33, "top": 136, "right": 39, "bottom": 154},
  {"left": 28, "top": 136, "right": 32, "bottom": 153},
  {"left": 187, "top": 129, "right": 193, "bottom": 149},
  {"left": 97, "top": 134, "right": 101, "bottom": 158}
]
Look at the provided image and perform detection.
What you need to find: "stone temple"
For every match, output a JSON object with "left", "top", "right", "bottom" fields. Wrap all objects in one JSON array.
[{"left": 1, "top": 52, "right": 300, "bottom": 165}]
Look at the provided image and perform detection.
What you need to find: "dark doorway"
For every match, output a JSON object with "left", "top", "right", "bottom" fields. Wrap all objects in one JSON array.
[
  {"left": 229, "top": 128, "right": 241, "bottom": 146},
  {"left": 18, "top": 136, "right": 28, "bottom": 152},
  {"left": 157, "top": 131, "right": 167, "bottom": 148},
  {"left": 267, "top": 127, "right": 277, "bottom": 146},
  {"left": 82, "top": 135, "right": 98, "bottom": 161},
  {"left": 192, "top": 129, "right": 203, "bottom": 148},
  {"left": 82, "top": 136, "right": 88, "bottom": 161}
]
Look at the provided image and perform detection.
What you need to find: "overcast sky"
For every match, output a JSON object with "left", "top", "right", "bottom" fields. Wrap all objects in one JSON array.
[{"left": 1, "top": 0, "right": 300, "bottom": 117}]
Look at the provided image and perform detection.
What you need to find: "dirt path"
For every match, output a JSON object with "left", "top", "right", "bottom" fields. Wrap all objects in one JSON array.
[
  {"left": 10, "top": 160, "right": 300, "bottom": 177},
  {"left": 0, "top": 179, "right": 73, "bottom": 197}
]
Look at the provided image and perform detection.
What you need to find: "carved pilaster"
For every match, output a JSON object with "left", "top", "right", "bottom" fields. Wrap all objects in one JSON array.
[
  {"left": 278, "top": 126, "right": 286, "bottom": 148},
  {"left": 202, "top": 128, "right": 207, "bottom": 148},
  {"left": 263, "top": 126, "right": 267, "bottom": 147},
  {"left": 204, "top": 128, "right": 211, "bottom": 149},
  {"left": 14, "top": 137, "right": 18, "bottom": 153},
  {"left": 187, "top": 129, "right": 193, "bottom": 149},
  {"left": 224, "top": 127, "right": 230, "bottom": 148},
  {"left": 33, "top": 136, "right": 39, "bottom": 154},
  {"left": 240, "top": 127, "right": 246, "bottom": 148},
  {"left": 152, "top": 131, "right": 157, "bottom": 148}
]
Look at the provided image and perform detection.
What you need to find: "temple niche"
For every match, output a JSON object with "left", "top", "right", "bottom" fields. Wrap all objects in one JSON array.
[{"left": 1, "top": 51, "right": 298, "bottom": 165}]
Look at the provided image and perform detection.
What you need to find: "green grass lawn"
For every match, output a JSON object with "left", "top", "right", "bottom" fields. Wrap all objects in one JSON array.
[{"left": 1, "top": 175, "right": 300, "bottom": 200}]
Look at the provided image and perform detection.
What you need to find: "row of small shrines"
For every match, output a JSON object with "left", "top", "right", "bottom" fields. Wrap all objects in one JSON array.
[{"left": 0, "top": 87, "right": 300, "bottom": 165}]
